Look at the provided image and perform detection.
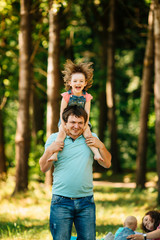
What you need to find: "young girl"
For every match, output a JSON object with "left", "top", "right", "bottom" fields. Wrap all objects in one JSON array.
[{"left": 48, "top": 59, "right": 103, "bottom": 162}]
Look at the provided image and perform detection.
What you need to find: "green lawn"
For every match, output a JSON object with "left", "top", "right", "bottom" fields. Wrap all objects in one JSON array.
[{"left": 0, "top": 171, "right": 158, "bottom": 239}]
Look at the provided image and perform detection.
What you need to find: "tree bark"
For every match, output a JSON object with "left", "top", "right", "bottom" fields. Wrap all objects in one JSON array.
[
  {"left": 136, "top": 1, "right": 154, "bottom": 188},
  {"left": 0, "top": 109, "right": 6, "bottom": 175},
  {"left": 45, "top": 0, "right": 61, "bottom": 186},
  {"left": 14, "top": 0, "right": 32, "bottom": 193},
  {"left": 31, "top": 85, "right": 44, "bottom": 144},
  {"left": 98, "top": 91, "right": 107, "bottom": 142},
  {"left": 98, "top": 41, "right": 108, "bottom": 143},
  {"left": 153, "top": 0, "right": 160, "bottom": 204},
  {"left": 0, "top": 18, "right": 7, "bottom": 175},
  {"left": 106, "top": 0, "right": 120, "bottom": 173}
]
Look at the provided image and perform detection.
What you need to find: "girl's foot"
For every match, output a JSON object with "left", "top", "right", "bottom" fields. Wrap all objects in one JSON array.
[
  {"left": 94, "top": 154, "right": 104, "bottom": 162},
  {"left": 47, "top": 153, "right": 58, "bottom": 162}
]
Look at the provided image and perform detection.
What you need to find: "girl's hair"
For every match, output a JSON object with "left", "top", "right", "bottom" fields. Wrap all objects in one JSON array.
[
  {"left": 62, "top": 59, "right": 93, "bottom": 91},
  {"left": 142, "top": 210, "right": 160, "bottom": 232}
]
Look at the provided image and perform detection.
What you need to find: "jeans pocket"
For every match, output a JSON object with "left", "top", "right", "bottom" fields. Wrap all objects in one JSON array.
[
  {"left": 85, "top": 195, "right": 94, "bottom": 204},
  {"left": 51, "top": 195, "right": 64, "bottom": 205}
]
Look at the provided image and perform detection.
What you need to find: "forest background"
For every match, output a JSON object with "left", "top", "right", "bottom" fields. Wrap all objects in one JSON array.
[
  {"left": 1, "top": 0, "right": 160, "bottom": 239},
  {"left": 0, "top": 0, "right": 160, "bottom": 203}
]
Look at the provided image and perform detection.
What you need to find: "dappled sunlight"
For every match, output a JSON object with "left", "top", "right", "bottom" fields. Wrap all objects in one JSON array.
[
  {"left": 94, "top": 185, "right": 158, "bottom": 235},
  {"left": 0, "top": 174, "right": 52, "bottom": 240},
  {"left": 0, "top": 173, "right": 158, "bottom": 239}
]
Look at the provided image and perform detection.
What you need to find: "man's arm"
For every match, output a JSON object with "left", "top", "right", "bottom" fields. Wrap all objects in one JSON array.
[
  {"left": 39, "top": 141, "right": 64, "bottom": 173},
  {"left": 85, "top": 136, "right": 111, "bottom": 168}
]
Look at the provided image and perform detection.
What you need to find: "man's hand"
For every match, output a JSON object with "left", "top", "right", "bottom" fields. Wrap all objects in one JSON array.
[
  {"left": 86, "top": 136, "right": 111, "bottom": 168},
  {"left": 85, "top": 136, "right": 103, "bottom": 149},
  {"left": 39, "top": 141, "right": 64, "bottom": 172},
  {"left": 47, "top": 141, "right": 64, "bottom": 163},
  {"left": 47, "top": 141, "right": 64, "bottom": 154}
]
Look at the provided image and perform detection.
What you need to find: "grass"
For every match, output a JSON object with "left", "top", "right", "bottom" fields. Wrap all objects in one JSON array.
[{"left": 0, "top": 170, "right": 159, "bottom": 240}]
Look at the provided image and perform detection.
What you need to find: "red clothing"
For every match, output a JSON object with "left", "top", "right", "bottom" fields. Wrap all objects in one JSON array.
[
  {"left": 61, "top": 91, "right": 93, "bottom": 104},
  {"left": 152, "top": 224, "right": 160, "bottom": 240}
]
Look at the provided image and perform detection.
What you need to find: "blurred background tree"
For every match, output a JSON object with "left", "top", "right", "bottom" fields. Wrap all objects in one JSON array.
[{"left": 1, "top": 0, "right": 159, "bottom": 200}]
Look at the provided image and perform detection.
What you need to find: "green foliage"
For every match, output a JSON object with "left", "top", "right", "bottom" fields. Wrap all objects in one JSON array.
[
  {"left": 29, "top": 131, "right": 46, "bottom": 182},
  {"left": 3, "top": 100, "right": 18, "bottom": 167},
  {"left": 1, "top": 0, "right": 157, "bottom": 177}
]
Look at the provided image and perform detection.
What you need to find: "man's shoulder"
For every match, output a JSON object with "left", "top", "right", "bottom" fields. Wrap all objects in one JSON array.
[
  {"left": 48, "top": 132, "right": 59, "bottom": 139},
  {"left": 91, "top": 132, "right": 98, "bottom": 138}
]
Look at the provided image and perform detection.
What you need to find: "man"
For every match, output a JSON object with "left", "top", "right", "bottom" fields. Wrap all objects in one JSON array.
[{"left": 39, "top": 105, "right": 111, "bottom": 240}]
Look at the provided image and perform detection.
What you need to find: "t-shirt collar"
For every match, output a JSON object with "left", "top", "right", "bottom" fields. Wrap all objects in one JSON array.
[{"left": 66, "top": 135, "right": 83, "bottom": 141}]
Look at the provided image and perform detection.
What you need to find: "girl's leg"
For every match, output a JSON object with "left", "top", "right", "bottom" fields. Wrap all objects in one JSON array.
[
  {"left": 48, "top": 125, "right": 66, "bottom": 161},
  {"left": 83, "top": 126, "right": 104, "bottom": 162}
]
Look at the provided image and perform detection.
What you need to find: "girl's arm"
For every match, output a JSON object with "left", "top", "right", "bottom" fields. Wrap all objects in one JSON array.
[
  {"left": 84, "top": 100, "right": 91, "bottom": 129},
  {"left": 127, "top": 229, "right": 160, "bottom": 240},
  {"left": 60, "top": 98, "right": 68, "bottom": 126}
]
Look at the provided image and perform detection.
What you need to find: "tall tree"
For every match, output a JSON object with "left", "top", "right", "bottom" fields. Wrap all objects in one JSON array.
[
  {"left": 98, "top": 41, "right": 108, "bottom": 143},
  {"left": 106, "top": 0, "right": 120, "bottom": 173},
  {"left": 45, "top": 0, "right": 61, "bottom": 186},
  {"left": 136, "top": 1, "right": 154, "bottom": 188},
  {"left": 0, "top": 108, "right": 6, "bottom": 175},
  {"left": 14, "top": 0, "right": 32, "bottom": 193},
  {"left": 0, "top": 20, "right": 7, "bottom": 175},
  {"left": 30, "top": 1, "right": 45, "bottom": 144},
  {"left": 154, "top": 0, "right": 160, "bottom": 204}
]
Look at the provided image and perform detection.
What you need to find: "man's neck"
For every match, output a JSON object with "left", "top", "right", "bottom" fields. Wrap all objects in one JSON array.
[{"left": 67, "top": 133, "right": 82, "bottom": 140}]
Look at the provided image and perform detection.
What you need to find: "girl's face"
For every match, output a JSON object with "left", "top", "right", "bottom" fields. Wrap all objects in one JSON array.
[
  {"left": 143, "top": 215, "right": 155, "bottom": 231},
  {"left": 69, "top": 73, "right": 87, "bottom": 95}
]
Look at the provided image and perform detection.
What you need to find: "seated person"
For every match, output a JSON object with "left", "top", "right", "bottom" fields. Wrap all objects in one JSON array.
[
  {"left": 127, "top": 210, "right": 160, "bottom": 240},
  {"left": 114, "top": 216, "right": 137, "bottom": 240}
]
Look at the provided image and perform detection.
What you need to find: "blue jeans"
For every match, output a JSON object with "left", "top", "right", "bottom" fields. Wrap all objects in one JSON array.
[{"left": 50, "top": 194, "right": 96, "bottom": 240}]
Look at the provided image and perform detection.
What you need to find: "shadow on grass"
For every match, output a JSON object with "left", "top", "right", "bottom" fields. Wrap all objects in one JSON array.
[
  {"left": 94, "top": 186, "right": 157, "bottom": 208},
  {"left": 0, "top": 218, "right": 49, "bottom": 238},
  {"left": 94, "top": 186, "right": 131, "bottom": 193},
  {"left": 96, "top": 223, "right": 122, "bottom": 236}
]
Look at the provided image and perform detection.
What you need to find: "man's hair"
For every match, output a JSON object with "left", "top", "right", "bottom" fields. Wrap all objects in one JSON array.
[{"left": 62, "top": 105, "right": 88, "bottom": 123}]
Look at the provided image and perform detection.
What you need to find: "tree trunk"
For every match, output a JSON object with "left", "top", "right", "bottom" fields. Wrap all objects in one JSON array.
[
  {"left": 93, "top": 91, "right": 108, "bottom": 173},
  {"left": 14, "top": 0, "right": 32, "bottom": 193},
  {"left": 31, "top": 85, "right": 44, "bottom": 144},
  {"left": 98, "top": 91, "right": 107, "bottom": 142},
  {"left": 45, "top": 0, "right": 61, "bottom": 186},
  {"left": 154, "top": 0, "right": 160, "bottom": 204},
  {"left": 106, "top": 0, "right": 120, "bottom": 173},
  {"left": 0, "top": 17, "right": 7, "bottom": 175},
  {"left": 136, "top": 1, "right": 154, "bottom": 188},
  {"left": 0, "top": 109, "right": 6, "bottom": 175},
  {"left": 98, "top": 41, "right": 108, "bottom": 143}
]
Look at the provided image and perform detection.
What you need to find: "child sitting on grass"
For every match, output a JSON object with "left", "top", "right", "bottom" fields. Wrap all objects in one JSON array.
[{"left": 114, "top": 216, "right": 137, "bottom": 240}]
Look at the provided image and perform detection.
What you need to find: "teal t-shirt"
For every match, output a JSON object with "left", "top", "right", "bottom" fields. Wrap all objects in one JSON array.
[{"left": 45, "top": 133, "right": 97, "bottom": 198}]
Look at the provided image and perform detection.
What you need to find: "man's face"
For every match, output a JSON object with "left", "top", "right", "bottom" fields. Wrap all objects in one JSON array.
[{"left": 65, "top": 114, "right": 85, "bottom": 139}]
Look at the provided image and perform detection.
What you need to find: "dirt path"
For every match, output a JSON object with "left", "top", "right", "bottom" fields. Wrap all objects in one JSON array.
[{"left": 93, "top": 180, "right": 156, "bottom": 188}]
